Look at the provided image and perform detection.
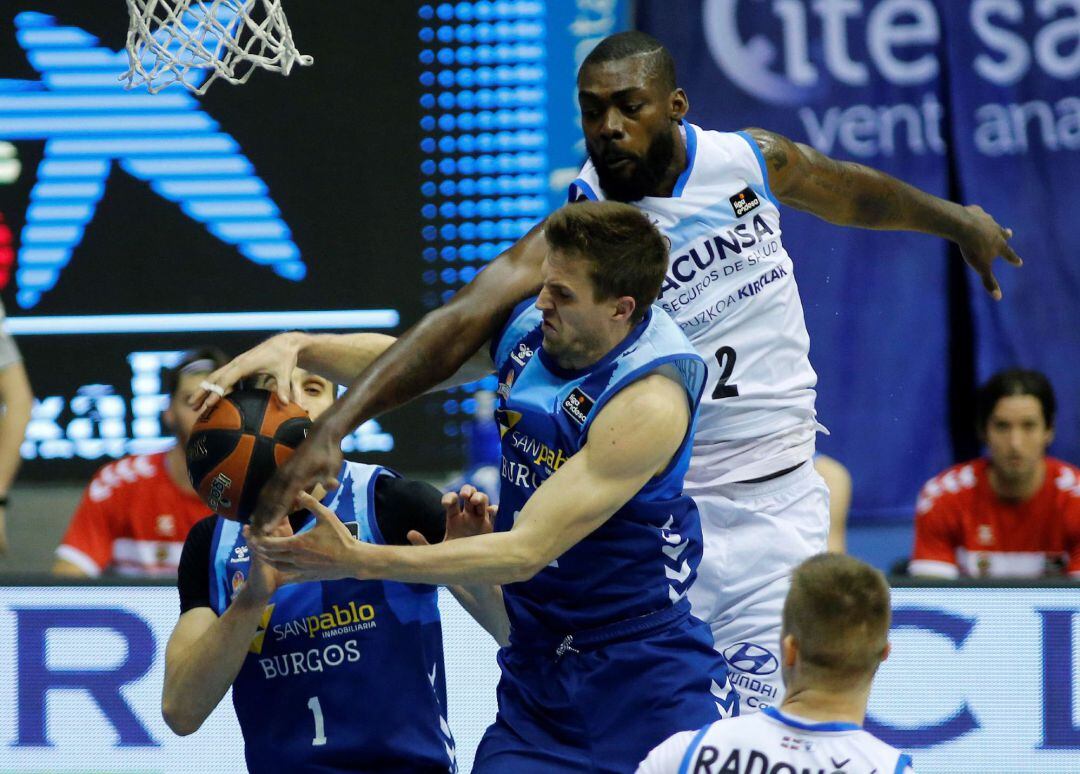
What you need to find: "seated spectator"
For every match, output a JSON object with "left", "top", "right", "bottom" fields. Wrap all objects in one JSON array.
[
  {"left": 0, "top": 298, "right": 33, "bottom": 555},
  {"left": 910, "top": 369, "right": 1080, "bottom": 579},
  {"left": 52, "top": 349, "right": 227, "bottom": 577},
  {"left": 814, "top": 454, "right": 852, "bottom": 553}
]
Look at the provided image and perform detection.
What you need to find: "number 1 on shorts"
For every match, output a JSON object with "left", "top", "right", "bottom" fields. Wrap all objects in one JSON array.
[{"left": 308, "top": 696, "right": 327, "bottom": 746}]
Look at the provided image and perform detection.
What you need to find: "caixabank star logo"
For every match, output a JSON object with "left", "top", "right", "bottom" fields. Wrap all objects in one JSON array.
[{"left": 0, "top": 11, "right": 306, "bottom": 309}]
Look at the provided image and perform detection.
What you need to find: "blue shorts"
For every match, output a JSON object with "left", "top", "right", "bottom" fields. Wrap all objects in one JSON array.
[{"left": 473, "top": 607, "right": 739, "bottom": 773}]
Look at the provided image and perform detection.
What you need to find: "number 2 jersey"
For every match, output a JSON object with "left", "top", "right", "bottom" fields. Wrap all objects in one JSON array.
[
  {"left": 569, "top": 122, "right": 824, "bottom": 485},
  {"left": 182, "top": 462, "right": 456, "bottom": 773}
]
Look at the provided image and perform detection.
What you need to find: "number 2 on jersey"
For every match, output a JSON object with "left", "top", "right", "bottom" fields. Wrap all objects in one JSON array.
[
  {"left": 711, "top": 346, "right": 739, "bottom": 399},
  {"left": 308, "top": 696, "right": 327, "bottom": 746}
]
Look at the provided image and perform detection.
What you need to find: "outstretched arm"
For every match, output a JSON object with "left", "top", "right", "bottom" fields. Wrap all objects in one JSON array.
[
  {"left": 249, "top": 220, "right": 549, "bottom": 530},
  {"left": 746, "top": 128, "right": 1023, "bottom": 300},
  {"left": 250, "top": 373, "right": 690, "bottom": 587}
]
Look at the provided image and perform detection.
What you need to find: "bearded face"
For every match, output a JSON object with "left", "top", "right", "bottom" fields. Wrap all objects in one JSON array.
[{"left": 588, "top": 126, "right": 677, "bottom": 203}]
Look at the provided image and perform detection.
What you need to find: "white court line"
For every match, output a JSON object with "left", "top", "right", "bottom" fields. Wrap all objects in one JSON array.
[{"left": 5, "top": 309, "right": 400, "bottom": 335}]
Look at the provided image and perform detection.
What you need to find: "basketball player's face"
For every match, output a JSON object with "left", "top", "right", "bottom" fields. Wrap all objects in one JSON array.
[
  {"left": 168, "top": 372, "right": 211, "bottom": 445},
  {"left": 535, "top": 250, "right": 621, "bottom": 369},
  {"left": 251, "top": 369, "right": 335, "bottom": 420},
  {"left": 578, "top": 59, "right": 685, "bottom": 202},
  {"left": 985, "top": 395, "right": 1054, "bottom": 483}
]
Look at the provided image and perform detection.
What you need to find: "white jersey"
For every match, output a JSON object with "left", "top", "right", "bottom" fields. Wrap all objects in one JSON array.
[
  {"left": 570, "top": 123, "right": 823, "bottom": 484},
  {"left": 636, "top": 706, "right": 913, "bottom": 774}
]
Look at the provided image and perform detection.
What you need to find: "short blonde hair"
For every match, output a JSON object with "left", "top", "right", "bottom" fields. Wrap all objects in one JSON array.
[{"left": 783, "top": 554, "right": 891, "bottom": 687}]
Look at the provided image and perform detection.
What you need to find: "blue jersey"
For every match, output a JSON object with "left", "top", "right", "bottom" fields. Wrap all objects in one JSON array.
[
  {"left": 491, "top": 300, "right": 707, "bottom": 640},
  {"left": 208, "top": 462, "right": 456, "bottom": 773}
]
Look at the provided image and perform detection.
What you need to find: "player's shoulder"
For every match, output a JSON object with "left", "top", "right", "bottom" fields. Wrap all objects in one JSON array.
[
  {"left": 916, "top": 458, "right": 984, "bottom": 515},
  {"left": 636, "top": 727, "right": 700, "bottom": 773},
  {"left": 85, "top": 451, "right": 166, "bottom": 503},
  {"left": 182, "top": 514, "right": 220, "bottom": 550},
  {"left": 687, "top": 123, "right": 766, "bottom": 174},
  {"left": 853, "top": 729, "right": 912, "bottom": 771},
  {"left": 1047, "top": 457, "right": 1080, "bottom": 499}
]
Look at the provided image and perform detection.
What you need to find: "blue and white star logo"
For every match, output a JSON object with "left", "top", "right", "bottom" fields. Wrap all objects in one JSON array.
[{"left": 0, "top": 11, "right": 305, "bottom": 309}]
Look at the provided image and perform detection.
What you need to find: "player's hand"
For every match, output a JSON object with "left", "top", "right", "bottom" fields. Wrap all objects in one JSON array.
[
  {"left": 957, "top": 204, "right": 1023, "bottom": 301},
  {"left": 248, "top": 492, "right": 359, "bottom": 582},
  {"left": 408, "top": 484, "right": 497, "bottom": 546},
  {"left": 191, "top": 332, "right": 307, "bottom": 412},
  {"left": 249, "top": 421, "right": 343, "bottom": 534},
  {"left": 244, "top": 520, "right": 296, "bottom": 600}
]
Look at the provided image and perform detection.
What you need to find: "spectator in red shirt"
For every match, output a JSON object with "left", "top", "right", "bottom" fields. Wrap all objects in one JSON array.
[
  {"left": 910, "top": 369, "right": 1080, "bottom": 579},
  {"left": 52, "top": 349, "right": 227, "bottom": 577}
]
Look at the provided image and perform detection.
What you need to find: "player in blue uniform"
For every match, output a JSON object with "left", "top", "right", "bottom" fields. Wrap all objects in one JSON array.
[
  {"left": 162, "top": 368, "right": 458, "bottom": 773},
  {"left": 251, "top": 202, "right": 738, "bottom": 773}
]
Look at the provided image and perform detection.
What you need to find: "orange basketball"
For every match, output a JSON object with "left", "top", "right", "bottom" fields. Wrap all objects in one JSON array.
[{"left": 186, "top": 388, "right": 311, "bottom": 522}]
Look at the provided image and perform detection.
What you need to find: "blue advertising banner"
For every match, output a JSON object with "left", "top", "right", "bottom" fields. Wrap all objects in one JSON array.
[
  {"left": 938, "top": 1, "right": 1080, "bottom": 468},
  {"left": 1, "top": 584, "right": 1076, "bottom": 772},
  {"left": 639, "top": 1, "right": 1080, "bottom": 520},
  {"left": 638, "top": 0, "right": 957, "bottom": 521}
]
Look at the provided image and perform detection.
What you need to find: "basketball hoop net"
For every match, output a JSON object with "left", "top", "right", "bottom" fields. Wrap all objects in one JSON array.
[{"left": 122, "top": 0, "right": 312, "bottom": 94}]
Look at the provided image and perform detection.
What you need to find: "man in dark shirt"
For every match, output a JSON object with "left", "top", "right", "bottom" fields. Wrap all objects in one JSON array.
[{"left": 163, "top": 368, "right": 495, "bottom": 773}]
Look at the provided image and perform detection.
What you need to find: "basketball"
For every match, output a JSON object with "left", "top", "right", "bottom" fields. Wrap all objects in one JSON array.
[{"left": 186, "top": 388, "right": 312, "bottom": 522}]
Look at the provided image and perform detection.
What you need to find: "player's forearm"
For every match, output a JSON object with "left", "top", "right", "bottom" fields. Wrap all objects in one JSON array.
[
  {"left": 353, "top": 530, "right": 545, "bottom": 586},
  {"left": 161, "top": 586, "right": 272, "bottom": 735},
  {"left": 807, "top": 159, "right": 973, "bottom": 241},
  {"left": 315, "top": 222, "right": 546, "bottom": 440},
  {"left": 296, "top": 332, "right": 397, "bottom": 386},
  {"left": 317, "top": 301, "right": 510, "bottom": 441},
  {"left": 0, "top": 372, "right": 32, "bottom": 494},
  {"left": 448, "top": 584, "right": 510, "bottom": 646}
]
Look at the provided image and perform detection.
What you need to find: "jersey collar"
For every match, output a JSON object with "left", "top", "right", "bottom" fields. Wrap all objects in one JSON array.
[
  {"left": 762, "top": 705, "right": 861, "bottom": 732},
  {"left": 669, "top": 120, "right": 697, "bottom": 198}
]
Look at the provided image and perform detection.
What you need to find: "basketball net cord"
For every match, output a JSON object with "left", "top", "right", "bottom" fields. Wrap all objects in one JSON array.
[{"left": 122, "top": 0, "right": 312, "bottom": 94}]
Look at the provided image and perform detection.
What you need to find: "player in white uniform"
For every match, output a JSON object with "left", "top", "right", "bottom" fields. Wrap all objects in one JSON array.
[
  {"left": 568, "top": 121, "right": 827, "bottom": 712},
  {"left": 637, "top": 553, "right": 913, "bottom": 774},
  {"left": 196, "top": 32, "right": 1022, "bottom": 715}
]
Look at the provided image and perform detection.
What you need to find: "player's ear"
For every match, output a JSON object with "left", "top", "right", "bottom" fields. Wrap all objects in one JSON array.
[
  {"left": 670, "top": 88, "right": 688, "bottom": 121},
  {"left": 613, "top": 296, "right": 636, "bottom": 324},
  {"left": 881, "top": 642, "right": 891, "bottom": 663},
  {"left": 781, "top": 633, "right": 798, "bottom": 667}
]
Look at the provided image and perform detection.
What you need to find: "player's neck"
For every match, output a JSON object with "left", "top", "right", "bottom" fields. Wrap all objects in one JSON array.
[
  {"left": 164, "top": 443, "right": 197, "bottom": 495},
  {"left": 551, "top": 323, "right": 633, "bottom": 371},
  {"left": 650, "top": 124, "right": 688, "bottom": 198},
  {"left": 779, "top": 682, "right": 870, "bottom": 727},
  {"left": 988, "top": 457, "right": 1046, "bottom": 502}
]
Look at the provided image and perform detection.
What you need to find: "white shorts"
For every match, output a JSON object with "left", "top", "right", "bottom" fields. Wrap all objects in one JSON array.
[{"left": 685, "top": 460, "right": 830, "bottom": 713}]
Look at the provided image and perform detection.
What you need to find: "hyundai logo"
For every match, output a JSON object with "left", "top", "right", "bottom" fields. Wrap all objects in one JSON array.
[{"left": 724, "top": 642, "right": 779, "bottom": 675}]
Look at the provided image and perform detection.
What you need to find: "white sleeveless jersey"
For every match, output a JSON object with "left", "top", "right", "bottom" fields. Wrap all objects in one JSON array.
[
  {"left": 636, "top": 707, "right": 913, "bottom": 774},
  {"left": 570, "top": 123, "right": 823, "bottom": 484}
]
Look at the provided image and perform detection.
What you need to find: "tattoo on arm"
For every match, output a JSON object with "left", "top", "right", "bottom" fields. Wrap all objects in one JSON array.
[{"left": 746, "top": 128, "right": 790, "bottom": 172}]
